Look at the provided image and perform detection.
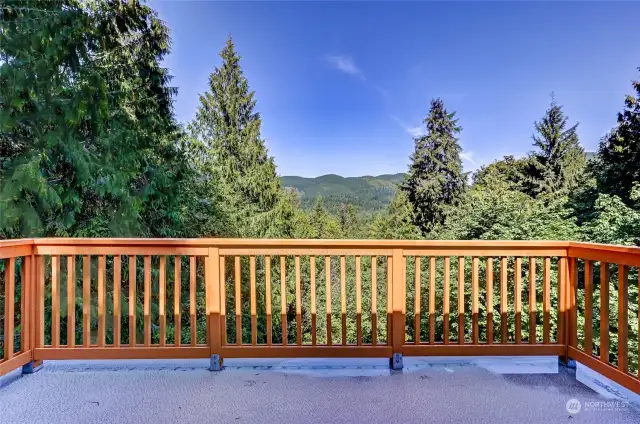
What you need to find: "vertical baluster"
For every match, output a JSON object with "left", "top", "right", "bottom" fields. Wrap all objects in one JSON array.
[
  {"left": 97, "top": 255, "right": 106, "bottom": 347},
  {"left": 325, "top": 256, "right": 331, "bottom": 346},
  {"left": 618, "top": 265, "right": 628, "bottom": 372},
  {"left": 265, "top": 256, "right": 272, "bottom": 346},
  {"left": 443, "top": 257, "right": 450, "bottom": 344},
  {"left": 129, "top": 256, "right": 136, "bottom": 347},
  {"left": 458, "top": 257, "right": 465, "bottom": 344},
  {"left": 600, "top": 262, "right": 609, "bottom": 363},
  {"left": 429, "top": 257, "right": 436, "bottom": 344},
  {"left": 219, "top": 256, "right": 226, "bottom": 345},
  {"left": 486, "top": 258, "right": 494, "bottom": 345},
  {"left": 4, "top": 258, "right": 15, "bottom": 359},
  {"left": 558, "top": 257, "right": 567, "bottom": 345},
  {"left": 143, "top": 255, "right": 151, "bottom": 347},
  {"left": 543, "top": 257, "right": 551, "bottom": 344},
  {"left": 67, "top": 255, "right": 76, "bottom": 347},
  {"left": 340, "top": 256, "right": 347, "bottom": 346},
  {"left": 113, "top": 255, "right": 121, "bottom": 347},
  {"left": 583, "top": 260, "right": 593, "bottom": 355},
  {"left": 82, "top": 256, "right": 90, "bottom": 347},
  {"left": 235, "top": 256, "right": 242, "bottom": 345},
  {"left": 295, "top": 256, "right": 302, "bottom": 346},
  {"left": 20, "top": 256, "right": 30, "bottom": 353},
  {"left": 174, "top": 256, "right": 182, "bottom": 346},
  {"left": 281, "top": 256, "right": 287, "bottom": 346},
  {"left": 159, "top": 256, "right": 166, "bottom": 346},
  {"left": 515, "top": 257, "right": 522, "bottom": 344},
  {"left": 570, "top": 257, "right": 578, "bottom": 348},
  {"left": 37, "top": 256, "right": 45, "bottom": 350},
  {"left": 529, "top": 258, "right": 536, "bottom": 344},
  {"left": 371, "top": 256, "right": 377, "bottom": 346},
  {"left": 51, "top": 256, "right": 60, "bottom": 348},
  {"left": 414, "top": 257, "right": 421, "bottom": 344},
  {"left": 472, "top": 257, "right": 479, "bottom": 344},
  {"left": 500, "top": 257, "right": 508, "bottom": 344},
  {"left": 356, "top": 256, "right": 362, "bottom": 346},
  {"left": 250, "top": 256, "right": 257, "bottom": 346},
  {"left": 310, "top": 256, "right": 316, "bottom": 346},
  {"left": 189, "top": 256, "right": 196, "bottom": 346}
]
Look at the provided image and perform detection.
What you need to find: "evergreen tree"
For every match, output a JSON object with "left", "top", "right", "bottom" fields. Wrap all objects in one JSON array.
[
  {"left": 369, "top": 191, "right": 421, "bottom": 240},
  {"left": 473, "top": 155, "right": 530, "bottom": 189},
  {"left": 306, "top": 197, "right": 342, "bottom": 239},
  {"left": 400, "top": 98, "right": 466, "bottom": 234},
  {"left": 0, "top": 0, "right": 187, "bottom": 238},
  {"left": 594, "top": 70, "right": 640, "bottom": 205},
  {"left": 526, "top": 95, "right": 586, "bottom": 198},
  {"left": 190, "top": 36, "right": 281, "bottom": 237},
  {"left": 338, "top": 204, "right": 358, "bottom": 237}
]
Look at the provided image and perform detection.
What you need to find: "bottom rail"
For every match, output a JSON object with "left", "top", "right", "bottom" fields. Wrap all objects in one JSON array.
[
  {"left": 402, "top": 344, "right": 565, "bottom": 356},
  {"left": 568, "top": 346, "right": 640, "bottom": 394},
  {"left": 0, "top": 351, "right": 33, "bottom": 376},
  {"left": 221, "top": 345, "right": 393, "bottom": 358},
  {"left": 34, "top": 346, "right": 210, "bottom": 360}
]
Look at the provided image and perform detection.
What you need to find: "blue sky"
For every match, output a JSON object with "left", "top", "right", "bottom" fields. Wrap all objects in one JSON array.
[{"left": 152, "top": 1, "right": 640, "bottom": 177}]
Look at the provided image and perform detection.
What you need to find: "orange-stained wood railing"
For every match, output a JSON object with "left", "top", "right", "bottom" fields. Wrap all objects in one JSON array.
[{"left": 0, "top": 239, "right": 638, "bottom": 395}]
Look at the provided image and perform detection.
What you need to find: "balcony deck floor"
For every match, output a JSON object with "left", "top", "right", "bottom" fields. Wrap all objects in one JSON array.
[{"left": 1, "top": 359, "right": 638, "bottom": 424}]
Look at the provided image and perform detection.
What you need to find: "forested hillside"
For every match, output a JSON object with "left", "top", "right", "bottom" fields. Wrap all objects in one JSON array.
[
  {"left": 281, "top": 173, "right": 403, "bottom": 212},
  {"left": 1, "top": 1, "right": 639, "bottom": 372}
]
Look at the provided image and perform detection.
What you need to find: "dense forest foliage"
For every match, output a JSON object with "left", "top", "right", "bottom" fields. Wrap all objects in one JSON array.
[{"left": 1, "top": 1, "right": 639, "bottom": 371}]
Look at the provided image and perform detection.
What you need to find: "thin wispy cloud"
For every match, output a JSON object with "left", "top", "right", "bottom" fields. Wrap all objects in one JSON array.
[
  {"left": 326, "top": 55, "right": 364, "bottom": 79},
  {"left": 460, "top": 151, "right": 476, "bottom": 165},
  {"left": 392, "top": 116, "right": 425, "bottom": 138}
]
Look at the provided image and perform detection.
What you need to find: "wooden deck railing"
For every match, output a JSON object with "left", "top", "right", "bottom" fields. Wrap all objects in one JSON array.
[{"left": 0, "top": 239, "right": 638, "bottom": 394}]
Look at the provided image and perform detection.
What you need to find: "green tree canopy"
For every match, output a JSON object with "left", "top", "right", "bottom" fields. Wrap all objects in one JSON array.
[
  {"left": 400, "top": 98, "right": 466, "bottom": 234},
  {"left": 526, "top": 95, "right": 586, "bottom": 198},
  {"left": 0, "top": 0, "right": 187, "bottom": 238},
  {"left": 593, "top": 70, "right": 640, "bottom": 205},
  {"left": 440, "top": 167, "right": 579, "bottom": 241},
  {"left": 189, "top": 36, "right": 281, "bottom": 237}
]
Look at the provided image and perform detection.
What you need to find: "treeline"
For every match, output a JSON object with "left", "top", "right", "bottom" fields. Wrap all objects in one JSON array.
[
  {"left": 1, "top": 1, "right": 639, "bottom": 370},
  {"left": 2, "top": 1, "right": 639, "bottom": 246}
]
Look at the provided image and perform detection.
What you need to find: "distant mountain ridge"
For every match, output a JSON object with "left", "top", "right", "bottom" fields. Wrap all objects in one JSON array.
[
  {"left": 283, "top": 151, "right": 596, "bottom": 213},
  {"left": 281, "top": 173, "right": 404, "bottom": 212}
]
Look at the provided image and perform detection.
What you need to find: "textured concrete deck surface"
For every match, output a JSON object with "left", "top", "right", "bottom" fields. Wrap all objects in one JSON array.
[{"left": 1, "top": 359, "right": 638, "bottom": 424}]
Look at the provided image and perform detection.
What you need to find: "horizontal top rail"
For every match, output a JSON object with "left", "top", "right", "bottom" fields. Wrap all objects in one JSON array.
[
  {"left": 0, "top": 239, "right": 35, "bottom": 248},
  {"left": 568, "top": 242, "right": 640, "bottom": 267},
  {"left": 27, "top": 238, "right": 570, "bottom": 248},
  {"left": 2, "top": 238, "right": 575, "bottom": 258},
  {"left": 569, "top": 241, "right": 640, "bottom": 254},
  {"left": 2, "top": 238, "right": 640, "bottom": 258}
]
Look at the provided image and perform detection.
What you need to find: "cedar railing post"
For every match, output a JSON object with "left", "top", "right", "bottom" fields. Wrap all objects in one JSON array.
[
  {"left": 390, "top": 248, "right": 405, "bottom": 369},
  {"left": 206, "top": 247, "right": 223, "bottom": 371},
  {"left": 23, "top": 247, "right": 42, "bottom": 374},
  {"left": 568, "top": 257, "right": 578, "bottom": 351},
  {"left": 558, "top": 256, "right": 571, "bottom": 366}
]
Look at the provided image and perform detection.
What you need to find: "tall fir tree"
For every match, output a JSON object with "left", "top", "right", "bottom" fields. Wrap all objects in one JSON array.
[
  {"left": 594, "top": 69, "right": 640, "bottom": 205},
  {"left": 190, "top": 36, "right": 281, "bottom": 237},
  {"left": 526, "top": 95, "right": 586, "bottom": 198},
  {"left": 400, "top": 98, "right": 466, "bottom": 234},
  {"left": 0, "top": 0, "right": 187, "bottom": 238}
]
